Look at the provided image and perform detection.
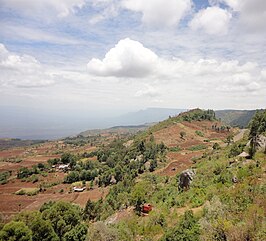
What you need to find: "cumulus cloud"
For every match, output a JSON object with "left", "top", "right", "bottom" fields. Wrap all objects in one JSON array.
[
  {"left": 0, "top": 0, "right": 85, "bottom": 18},
  {"left": 87, "top": 38, "right": 264, "bottom": 94},
  {"left": 189, "top": 7, "right": 232, "bottom": 35},
  {"left": 87, "top": 38, "right": 158, "bottom": 78},
  {"left": 122, "top": 0, "right": 192, "bottom": 27},
  {"left": 0, "top": 43, "right": 54, "bottom": 87}
]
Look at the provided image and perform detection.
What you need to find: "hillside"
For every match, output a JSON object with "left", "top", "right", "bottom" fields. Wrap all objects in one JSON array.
[
  {"left": 0, "top": 109, "right": 265, "bottom": 241},
  {"left": 79, "top": 124, "right": 152, "bottom": 137},
  {"left": 215, "top": 109, "right": 260, "bottom": 128}
]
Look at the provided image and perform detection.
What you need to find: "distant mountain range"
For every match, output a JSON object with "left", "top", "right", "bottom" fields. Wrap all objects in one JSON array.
[
  {"left": 215, "top": 109, "right": 262, "bottom": 128},
  {"left": 0, "top": 105, "right": 263, "bottom": 139}
]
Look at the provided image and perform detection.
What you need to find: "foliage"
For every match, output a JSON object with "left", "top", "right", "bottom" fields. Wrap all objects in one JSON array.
[
  {"left": 0, "top": 171, "right": 10, "bottom": 184},
  {"left": 15, "top": 211, "right": 58, "bottom": 241},
  {"left": 169, "top": 146, "right": 181, "bottom": 152},
  {"left": 212, "top": 143, "right": 221, "bottom": 150},
  {"left": 195, "top": 130, "right": 204, "bottom": 137},
  {"left": 188, "top": 144, "right": 207, "bottom": 151},
  {"left": 248, "top": 109, "right": 266, "bottom": 157},
  {"left": 41, "top": 201, "right": 87, "bottom": 240},
  {"left": 0, "top": 221, "right": 32, "bottom": 241},
  {"left": 161, "top": 210, "right": 200, "bottom": 241},
  {"left": 15, "top": 188, "right": 40, "bottom": 196},
  {"left": 228, "top": 143, "right": 245, "bottom": 157}
]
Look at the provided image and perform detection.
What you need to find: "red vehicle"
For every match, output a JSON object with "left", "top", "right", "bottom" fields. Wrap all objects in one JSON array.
[{"left": 142, "top": 203, "right": 153, "bottom": 213}]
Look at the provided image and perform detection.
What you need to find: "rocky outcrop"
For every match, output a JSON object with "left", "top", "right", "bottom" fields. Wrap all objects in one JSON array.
[{"left": 178, "top": 169, "right": 195, "bottom": 191}]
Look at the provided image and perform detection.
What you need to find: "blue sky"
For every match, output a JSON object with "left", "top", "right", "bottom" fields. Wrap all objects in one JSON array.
[{"left": 0, "top": 0, "right": 265, "bottom": 117}]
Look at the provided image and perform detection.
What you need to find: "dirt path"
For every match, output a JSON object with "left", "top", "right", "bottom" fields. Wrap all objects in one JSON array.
[{"left": 233, "top": 129, "right": 247, "bottom": 142}]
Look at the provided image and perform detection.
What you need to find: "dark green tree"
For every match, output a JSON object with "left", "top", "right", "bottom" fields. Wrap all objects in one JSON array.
[
  {"left": 64, "top": 224, "right": 87, "bottom": 241},
  {"left": 41, "top": 201, "right": 84, "bottom": 241},
  {"left": 248, "top": 110, "right": 266, "bottom": 157},
  {"left": 0, "top": 221, "right": 32, "bottom": 241}
]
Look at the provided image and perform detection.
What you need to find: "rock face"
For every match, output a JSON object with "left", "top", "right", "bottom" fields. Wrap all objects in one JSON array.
[
  {"left": 257, "top": 135, "right": 266, "bottom": 152},
  {"left": 178, "top": 169, "right": 195, "bottom": 191}
]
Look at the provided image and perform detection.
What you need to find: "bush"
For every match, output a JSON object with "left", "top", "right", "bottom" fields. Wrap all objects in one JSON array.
[
  {"left": 162, "top": 210, "right": 200, "bottom": 241},
  {"left": 0, "top": 171, "right": 11, "bottom": 184},
  {"left": 195, "top": 130, "right": 204, "bottom": 137}
]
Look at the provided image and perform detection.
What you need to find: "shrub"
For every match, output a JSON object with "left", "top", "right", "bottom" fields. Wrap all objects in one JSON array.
[
  {"left": 0, "top": 171, "right": 11, "bottom": 184},
  {"left": 195, "top": 130, "right": 204, "bottom": 137}
]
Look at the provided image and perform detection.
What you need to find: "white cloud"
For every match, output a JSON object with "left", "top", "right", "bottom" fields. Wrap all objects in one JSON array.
[
  {"left": 0, "top": 0, "right": 85, "bottom": 18},
  {"left": 122, "top": 0, "right": 192, "bottom": 27},
  {"left": 189, "top": 7, "right": 232, "bottom": 35},
  {"left": 135, "top": 85, "right": 160, "bottom": 97},
  {"left": 87, "top": 38, "right": 265, "bottom": 95},
  {"left": 87, "top": 38, "right": 158, "bottom": 77},
  {"left": 0, "top": 43, "right": 54, "bottom": 87},
  {"left": 211, "top": 0, "right": 266, "bottom": 32},
  {"left": 89, "top": 0, "right": 120, "bottom": 24},
  {"left": 239, "top": 0, "right": 266, "bottom": 32},
  {"left": 0, "top": 24, "right": 84, "bottom": 45}
]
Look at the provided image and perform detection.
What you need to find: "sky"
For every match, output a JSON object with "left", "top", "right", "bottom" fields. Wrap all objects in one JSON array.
[{"left": 0, "top": 0, "right": 266, "bottom": 117}]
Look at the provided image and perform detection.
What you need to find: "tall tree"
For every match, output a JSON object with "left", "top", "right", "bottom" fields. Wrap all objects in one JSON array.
[{"left": 249, "top": 110, "right": 266, "bottom": 157}]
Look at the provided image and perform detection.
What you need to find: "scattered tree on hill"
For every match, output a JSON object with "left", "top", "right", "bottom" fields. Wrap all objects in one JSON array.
[
  {"left": 248, "top": 110, "right": 266, "bottom": 157},
  {"left": 225, "top": 133, "right": 234, "bottom": 146},
  {"left": 180, "top": 131, "right": 186, "bottom": 140}
]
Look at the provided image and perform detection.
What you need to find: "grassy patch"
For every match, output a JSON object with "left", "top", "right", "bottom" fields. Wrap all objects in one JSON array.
[
  {"left": 15, "top": 188, "right": 40, "bottom": 196},
  {"left": 188, "top": 144, "right": 207, "bottom": 151},
  {"left": 169, "top": 146, "right": 181, "bottom": 152}
]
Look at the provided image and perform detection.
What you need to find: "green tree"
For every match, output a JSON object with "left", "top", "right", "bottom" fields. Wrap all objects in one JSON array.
[
  {"left": 213, "top": 143, "right": 221, "bottom": 150},
  {"left": 15, "top": 211, "right": 58, "bottom": 241},
  {"left": 248, "top": 110, "right": 266, "bottom": 157},
  {"left": 64, "top": 224, "right": 87, "bottom": 241},
  {"left": 0, "top": 221, "right": 32, "bottom": 241},
  {"left": 225, "top": 134, "right": 234, "bottom": 146},
  {"left": 41, "top": 201, "right": 83, "bottom": 241},
  {"left": 162, "top": 210, "right": 200, "bottom": 241}
]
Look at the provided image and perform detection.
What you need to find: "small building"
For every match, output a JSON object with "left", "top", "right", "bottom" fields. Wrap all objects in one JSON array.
[
  {"left": 73, "top": 186, "right": 86, "bottom": 192},
  {"left": 58, "top": 164, "right": 70, "bottom": 172},
  {"left": 142, "top": 203, "right": 153, "bottom": 213}
]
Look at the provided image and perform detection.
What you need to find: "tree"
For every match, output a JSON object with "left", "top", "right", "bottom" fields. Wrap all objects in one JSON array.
[
  {"left": 83, "top": 199, "right": 96, "bottom": 221},
  {"left": 0, "top": 221, "right": 32, "bottom": 241},
  {"left": 225, "top": 134, "right": 234, "bottom": 146},
  {"left": 180, "top": 131, "right": 186, "bottom": 140},
  {"left": 213, "top": 143, "right": 221, "bottom": 150},
  {"left": 41, "top": 201, "right": 83, "bottom": 240},
  {"left": 15, "top": 211, "right": 59, "bottom": 241},
  {"left": 248, "top": 110, "right": 266, "bottom": 157},
  {"left": 64, "top": 224, "right": 87, "bottom": 241}
]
